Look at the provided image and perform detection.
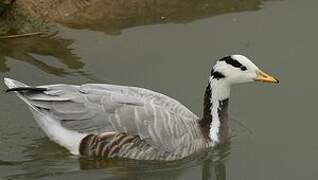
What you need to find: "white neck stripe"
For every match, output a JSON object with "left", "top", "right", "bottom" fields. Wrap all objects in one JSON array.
[{"left": 208, "top": 77, "right": 231, "bottom": 143}]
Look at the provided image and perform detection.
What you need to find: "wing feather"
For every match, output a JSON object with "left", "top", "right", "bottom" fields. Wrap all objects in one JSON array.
[{"left": 22, "top": 83, "right": 202, "bottom": 152}]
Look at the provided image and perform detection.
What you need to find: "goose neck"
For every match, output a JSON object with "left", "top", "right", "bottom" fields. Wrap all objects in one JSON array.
[{"left": 200, "top": 79, "right": 230, "bottom": 144}]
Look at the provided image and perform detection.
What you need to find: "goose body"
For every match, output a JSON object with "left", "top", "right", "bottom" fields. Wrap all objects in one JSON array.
[{"left": 4, "top": 55, "right": 278, "bottom": 161}]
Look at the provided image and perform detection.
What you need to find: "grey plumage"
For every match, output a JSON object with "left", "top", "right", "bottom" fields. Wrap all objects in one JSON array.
[{"left": 7, "top": 81, "right": 210, "bottom": 160}]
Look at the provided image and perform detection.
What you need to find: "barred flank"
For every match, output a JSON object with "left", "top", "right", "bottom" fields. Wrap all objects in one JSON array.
[{"left": 79, "top": 132, "right": 179, "bottom": 160}]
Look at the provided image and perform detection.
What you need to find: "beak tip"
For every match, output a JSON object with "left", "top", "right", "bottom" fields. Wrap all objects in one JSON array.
[{"left": 275, "top": 78, "right": 279, "bottom": 84}]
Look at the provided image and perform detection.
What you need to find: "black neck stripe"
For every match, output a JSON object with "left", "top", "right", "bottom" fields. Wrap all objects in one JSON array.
[
  {"left": 200, "top": 84, "right": 229, "bottom": 142},
  {"left": 211, "top": 69, "right": 225, "bottom": 80}
]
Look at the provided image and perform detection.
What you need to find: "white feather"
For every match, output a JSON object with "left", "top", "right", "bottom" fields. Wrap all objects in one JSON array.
[{"left": 4, "top": 78, "right": 86, "bottom": 155}]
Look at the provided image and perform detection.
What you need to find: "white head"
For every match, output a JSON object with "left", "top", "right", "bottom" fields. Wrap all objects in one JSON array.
[
  {"left": 207, "top": 54, "right": 279, "bottom": 143},
  {"left": 210, "top": 54, "right": 279, "bottom": 86}
]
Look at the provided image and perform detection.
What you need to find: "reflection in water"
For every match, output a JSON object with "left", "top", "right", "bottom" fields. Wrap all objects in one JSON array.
[
  {"left": 59, "top": 0, "right": 269, "bottom": 34},
  {"left": 1, "top": 138, "right": 77, "bottom": 180},
  {"left": 0, "top": 0, "right": 269, "bottom": 76},
  {"left": 0, "top": 35, "right": 83, "bottom": 75},
  {"left": 3, "top": 137, "right": 230, "bottom": 180},
  {"left": 77, "top": 144, "right": 230, "bottom": 180}
]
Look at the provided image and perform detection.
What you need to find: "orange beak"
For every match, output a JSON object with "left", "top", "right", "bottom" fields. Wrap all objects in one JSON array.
[{"left": 254, "top": 69, "right": 279, "bottom": 84}]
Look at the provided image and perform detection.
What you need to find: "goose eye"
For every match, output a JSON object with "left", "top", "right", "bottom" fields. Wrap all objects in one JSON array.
[{"left": 240, "top": 66, "right": 247, "bottom": 71}]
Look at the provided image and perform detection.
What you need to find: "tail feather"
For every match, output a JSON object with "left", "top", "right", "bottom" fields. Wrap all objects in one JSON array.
[
  {"left": 4, "top": 78, "right": 46, "bottom": 93},
  {"left": 6, "top": 87, "right": 47, "bottom": 93},
  {"left": 3, "top": 78, "right": 38, "bottom": 110},
  {"left": 3, "top": 77, "right": 86, "bottom": 155},
  {"left": 4, "top": 78, "right": 28, "bottom": 89}
]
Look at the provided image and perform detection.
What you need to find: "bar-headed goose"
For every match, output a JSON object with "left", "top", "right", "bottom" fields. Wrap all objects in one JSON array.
[{"left": 4, "top": 55, "right": 278, "bottom": 161}]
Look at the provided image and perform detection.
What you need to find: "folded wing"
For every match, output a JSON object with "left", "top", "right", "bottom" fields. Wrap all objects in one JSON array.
[{"left": 22, "top": 83, "right": 202, "bottom": 153}]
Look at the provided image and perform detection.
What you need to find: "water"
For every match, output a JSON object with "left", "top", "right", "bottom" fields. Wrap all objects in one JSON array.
[{"left": 0, "top": 0, "right": 317, "bottom": 179}]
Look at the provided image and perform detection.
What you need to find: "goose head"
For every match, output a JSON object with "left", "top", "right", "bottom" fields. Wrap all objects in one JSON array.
[
  {"left": 210, "top": 54, "right": 279, "bottom": 86},
  {"left": 205, "top": 54, "right": 279, "bottom": 144},
  {"left": 208, "top": 54, "right": 279, "bottom": 102}
]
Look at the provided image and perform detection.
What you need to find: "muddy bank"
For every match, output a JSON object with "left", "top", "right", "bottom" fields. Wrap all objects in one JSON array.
[{"left": 0, "top": 0, "right": 269, "bottom": 35}]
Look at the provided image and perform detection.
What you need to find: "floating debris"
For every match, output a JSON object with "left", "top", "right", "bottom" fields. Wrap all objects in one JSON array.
[{"left": 0, "top": 32, "right": 44, "bottom": 39}]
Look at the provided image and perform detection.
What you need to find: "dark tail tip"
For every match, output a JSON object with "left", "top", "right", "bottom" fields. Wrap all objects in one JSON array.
[{"left": 5, "top": 87, "right": 47, "bottom": 93}]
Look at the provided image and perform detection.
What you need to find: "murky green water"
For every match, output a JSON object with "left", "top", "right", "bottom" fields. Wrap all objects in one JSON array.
[{"left": 0, "top": 0, "right": 317, "bottom": 179}]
